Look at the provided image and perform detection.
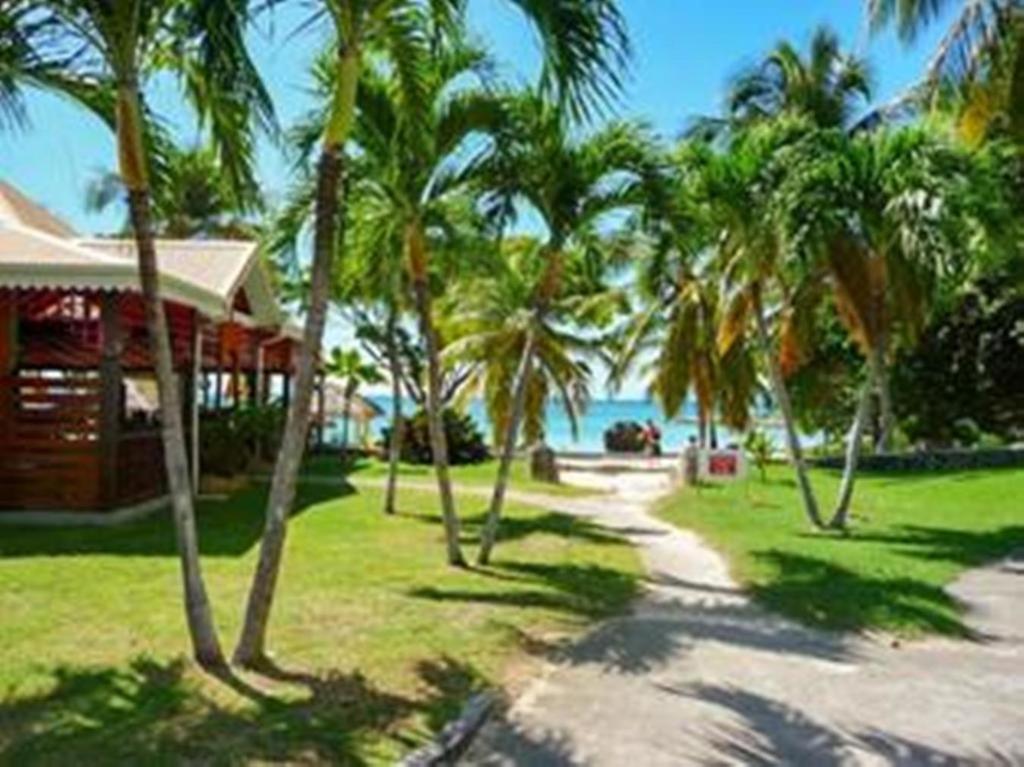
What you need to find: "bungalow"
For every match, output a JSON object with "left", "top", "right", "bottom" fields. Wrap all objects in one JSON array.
[{"left": 0, "top": 181, "right": 308, "bottom": 518}]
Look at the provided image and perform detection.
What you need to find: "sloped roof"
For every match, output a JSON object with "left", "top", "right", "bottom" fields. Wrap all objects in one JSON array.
[
  {"left": 0, "top": 181, "right": 78, "bottom": 238},
  {"left": 0, "top": 183, "right": 294, "bottom": 330}
]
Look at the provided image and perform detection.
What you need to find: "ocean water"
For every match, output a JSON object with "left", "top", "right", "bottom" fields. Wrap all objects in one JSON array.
[{"left": 337, "top": 396, "right": 788, "bottom": 454}]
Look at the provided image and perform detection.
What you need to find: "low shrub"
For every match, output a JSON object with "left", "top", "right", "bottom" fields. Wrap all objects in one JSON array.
[
  {"left": 380, "top": 408, "right": 490, "bottom": 466},
  {"left": 200, "top": 404, "right": 286, "bottom": 477},
  {"left": 604, "top": 421, "right": 646, "bottom": 453}
]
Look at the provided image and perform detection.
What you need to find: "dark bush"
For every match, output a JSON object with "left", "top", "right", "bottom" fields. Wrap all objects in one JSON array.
[
  {"left": 380, "top": 408, "right": 490, "bottom": 465},
  {"left": 604, "top": 421, "right": 646, "bottom": 453},
  {"left": 199, "top": 404, "right": 285, "bottom": 477}
]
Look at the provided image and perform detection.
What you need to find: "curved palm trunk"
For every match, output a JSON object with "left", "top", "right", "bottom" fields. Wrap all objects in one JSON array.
[
  {"left": 869, "top": 341, "right": 894, "bottom": 454},
  {"left": 234, "top": 146, "right": 345, "bottom": 666},
  {"left": 478, "top": 328, "right": 536, "bottom": 566},
  {"left": 829, "top": 380, "right": 873, "bottom": 531},
  {"left": 408, "top": 224, "right": 465, "bottom": 566},
  {"left": 235, "top": 43, "right": 360, "bottom": 665},
  {"left": 384, "top": 309, "right": 403, "bottom": 515},
  {"left": 753, "top": 292, "right": 825, "bottom": 530},
  {"left": 118, "top": 82, "right": 224, "bottom": 667}
]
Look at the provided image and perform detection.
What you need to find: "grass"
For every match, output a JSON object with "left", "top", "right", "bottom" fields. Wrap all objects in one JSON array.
[
  {"left": 302, "top": 454, "right": 598, "bottom": 498},
  {"left": 0, "top": 482, "right": 640, "bottom": 765},
  {"left": 656, "top": 464, "right": 1024, "bottom": 639}
]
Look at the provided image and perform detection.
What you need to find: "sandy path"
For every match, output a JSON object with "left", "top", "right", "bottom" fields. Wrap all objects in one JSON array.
[{"left": 460, "top": 468, "right": 1024, "bottom": 766}]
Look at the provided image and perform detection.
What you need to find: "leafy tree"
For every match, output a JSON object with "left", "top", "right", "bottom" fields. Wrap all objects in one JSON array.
[
  {"left": 893, "top": 276, "right": 1024, "bottom": 445},
  {"left": 4, "top": 0, "right": 271, "bottom": 668},
  {"left": 473, "top": 94, "right": 659, "bottom": 564}
]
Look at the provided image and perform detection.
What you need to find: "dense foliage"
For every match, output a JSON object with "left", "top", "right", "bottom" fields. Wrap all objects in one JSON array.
[
  {"left": 200, "top": 405, "right": 285, "bottom": 477},
  {"left": 893, "top": 278, "right": 1024, "bottom": 446},
  {"left": 380, "top": 409, "right": 490, "bottom": 466},
  {"left": 603, "top": 421, "right": 647, "bottom": 453}
]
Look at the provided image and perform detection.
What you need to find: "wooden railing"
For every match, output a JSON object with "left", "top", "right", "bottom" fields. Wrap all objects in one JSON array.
[{"left": 0, "top": 374, "right": 102, "bottom": 510}]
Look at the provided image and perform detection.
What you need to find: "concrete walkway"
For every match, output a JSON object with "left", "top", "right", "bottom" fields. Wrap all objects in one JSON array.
[{"left": 462, "top": 468, "right": 1024, "bottom": 766}]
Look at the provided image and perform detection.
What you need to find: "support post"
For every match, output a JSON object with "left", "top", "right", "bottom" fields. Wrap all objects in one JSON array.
[
  {"left": 191, "top": 316, "right": 202, "bottom": 496},
  {"left": 282, "top": 371, "right": 292, "bottom": 409},
  {"left": 99, "top": 292, "right": 124, "bottom": 507},
  {"left": 0, "top": 295, "right": 15, "bottom": 432},
  {"left": 315, "top": 370, "right": 326, "bottom": 449}
]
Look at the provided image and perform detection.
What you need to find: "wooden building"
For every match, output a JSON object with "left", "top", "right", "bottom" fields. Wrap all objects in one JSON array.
[{"left": 0, "top": 182, "right": 303, "bottom": 516}]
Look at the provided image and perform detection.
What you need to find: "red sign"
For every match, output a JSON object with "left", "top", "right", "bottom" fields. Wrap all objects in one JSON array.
[{"left": 708, "top": 452, "right": 739, "bottom": 476}]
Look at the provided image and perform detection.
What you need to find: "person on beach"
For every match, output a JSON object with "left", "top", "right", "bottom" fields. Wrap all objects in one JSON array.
[{"left": 643, "top": 419, "right": 663, "bottom": 457}]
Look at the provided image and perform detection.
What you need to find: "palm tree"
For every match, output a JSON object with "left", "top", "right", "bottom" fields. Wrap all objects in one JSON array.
[
  {"left": 3, "top": 0, "right": 271, "bottom": 667},
  {"left": 691, "top": 26, "right": 872, "bottom": 140},
  {"left": 324, "top": 347, "right": 384, "bottom": 452},
  {"left": 692, "top": 123, "right": 828, "bottom": 529},
  {"left": 238, "top": 0, "right": 631, "bottom": 665},
  {"left": 779, "top": 124, "right": 1016, "bottom": 524},
  {"left": 87, "top": 144, "right": 261, "bottom": 239},
  {"left": 333, "top": 191, "right": 410, "bottom": 514},
  {"left": 442, "top": 237, "right": 617, "bottom": 453},
  {"left": 615, "top": 149, "right": 759, "bottom": 446},
  {"left": 473, "top": 94, "right": 661, "bottom": 564},
  {"left": 867, "top": 0, "right": 1019, "bottom": 87}
]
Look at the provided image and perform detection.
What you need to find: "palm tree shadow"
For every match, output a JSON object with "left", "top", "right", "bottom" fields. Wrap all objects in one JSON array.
[
  {"left": 0, "top": 651, "right": 491, "bottom": 765},
  {"left": 660, "top": 683, "right": 1023, "bottom": 766},
  {"left": 0, "top": 482, "right": 352, "bottom": 560},
  {"left": 758, "top": 525, "right": 1024, "bottom": 636}
]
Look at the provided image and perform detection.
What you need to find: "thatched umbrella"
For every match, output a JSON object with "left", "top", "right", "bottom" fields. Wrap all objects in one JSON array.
[{"left": 315, "top": 378, "right": 384, "bottom": 447}]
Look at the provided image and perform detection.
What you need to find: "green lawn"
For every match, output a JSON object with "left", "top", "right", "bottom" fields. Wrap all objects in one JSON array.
[
  {"left": 303, "top": 454, "right": 598, "bottom": 498},
  {"left": 657, "top": 465, "right": 1024, "bottom": 638},
  {"left": 0, "top": 483, "right": 640, "bottom": 765}
]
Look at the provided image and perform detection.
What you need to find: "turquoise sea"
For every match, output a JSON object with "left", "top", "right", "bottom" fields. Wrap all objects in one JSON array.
[{"left": 339, "top": 396, "right": 790, "bottom": 454}]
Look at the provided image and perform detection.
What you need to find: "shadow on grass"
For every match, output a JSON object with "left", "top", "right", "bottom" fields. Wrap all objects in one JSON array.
[
  {"left": 400, "top": 508, "right": 629, "bottom": 550},
  {"left": 410, "top": 561, "right": 638, "bottom": 623},
  {"left": 659, "top": 682, "right": 1024, "bottom": 765},
  {"left": 758, "top": 524, "right": 1024, "bottom": 636},
  {"left": 0, "top": 482, "right": 354, "bottom": 560},
  {"left": 0, "top": 652, "right": 483, "bottom": 765},
  {"left": 751, "top": 550, "right": 970, "bottom": 637}
]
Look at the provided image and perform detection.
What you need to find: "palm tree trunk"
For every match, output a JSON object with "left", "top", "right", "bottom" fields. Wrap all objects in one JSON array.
[
  {"left": 408, "top": 223, "right": 465, "bottom": 566},
  {"left": 478, "top": 327, "right": 537, "bottom": 566},
  {"left": 118, "top": 84, "right": 224, "bottom": 669},
  {"left": 829, "top": 380, "right": 873, "bottom": 531},
  {"left": 234, "top": 146, "right": 345, "bottom": 666},
  {"left": 384, "top": 309, "right": 403, "bottom": 515},
  {"left": 753, "top": 292, "right": 824, "bottom": 529},
  {"left": 869, "top": 340, "right": 894, "bottom": 454}
]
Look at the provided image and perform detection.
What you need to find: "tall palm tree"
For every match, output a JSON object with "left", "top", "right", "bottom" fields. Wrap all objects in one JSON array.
[
  {"left": 691, "top": 26, "right": 872, "bottom": 140},
  {"left": 779, "top": 124, "right": 1016, "bottom": 523},
  {"left": 442, "top": 237, "right": 618, "bottom": 454},
  {"left": 867, "top": 0, "right": 1019, "bottom": 86},
  {"left": 474, "top": 93, "right": 661, "bottom": 564},
  {"left": 238, "top": 0, "right": 631, "bottom": 666},
  {"left": 3, "top": 0, "right": 271, "bottom": 667},
  {"left": 693, "top": 123, "right": 828, "bottom": 530},
  {"left": 615, "top": 148, "right": 759, "bottom": 446}
]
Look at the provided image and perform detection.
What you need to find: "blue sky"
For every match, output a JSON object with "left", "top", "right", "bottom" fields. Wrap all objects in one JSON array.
[{"left": 0, "top": 1, "right": 951, "bottom": 396}]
